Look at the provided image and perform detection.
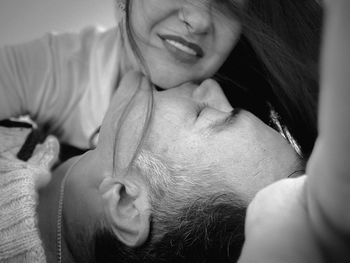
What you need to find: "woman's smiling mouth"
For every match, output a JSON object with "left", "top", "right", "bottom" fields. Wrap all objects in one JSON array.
[{"left": 159, "top": 34, "right": 204, "bottom": 63}]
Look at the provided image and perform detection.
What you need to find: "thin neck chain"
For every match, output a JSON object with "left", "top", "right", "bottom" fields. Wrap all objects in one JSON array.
[{"left": 56, "top": 154, "right": 86, "bottom": 263}]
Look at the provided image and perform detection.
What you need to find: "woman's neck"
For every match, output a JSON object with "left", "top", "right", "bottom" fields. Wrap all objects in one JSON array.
[{"left": 118, "top": 18, "right": 145, "bottom": 79}]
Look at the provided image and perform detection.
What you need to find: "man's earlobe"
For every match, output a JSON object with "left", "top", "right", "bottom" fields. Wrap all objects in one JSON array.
[{"left": 99, "top": 176, "right": 151, "bottom": 247}]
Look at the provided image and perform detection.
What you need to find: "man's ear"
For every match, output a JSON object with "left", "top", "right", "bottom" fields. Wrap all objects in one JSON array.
[{"left": 99, "top": 175, "right": 151, "bottom": 247}]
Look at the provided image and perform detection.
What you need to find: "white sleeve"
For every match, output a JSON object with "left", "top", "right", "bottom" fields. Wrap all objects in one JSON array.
[{"left": 0, "top": 26, "right": 119, "bottom": 148}]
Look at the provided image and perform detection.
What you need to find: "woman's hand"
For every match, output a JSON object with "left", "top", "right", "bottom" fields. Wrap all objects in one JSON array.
[
  {"left": 28, "top": 136, "right": 60, "bottom": 190},
  {"left": 0, "top": 133, "right": 59, "bottom": 190}
]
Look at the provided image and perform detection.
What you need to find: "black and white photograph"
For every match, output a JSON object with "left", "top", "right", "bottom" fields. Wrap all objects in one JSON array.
[{"left": 0, "top": 0, "right": 349, "bottom": 262}]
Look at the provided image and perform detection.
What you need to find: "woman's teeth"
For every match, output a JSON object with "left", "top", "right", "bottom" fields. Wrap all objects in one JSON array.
[{"left": 165, "top": 39, "right": 197, "bottom": 56}]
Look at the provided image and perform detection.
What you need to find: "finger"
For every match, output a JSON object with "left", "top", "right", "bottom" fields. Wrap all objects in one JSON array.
[
  {"left": 31, "top": 136, "right": 59, "bottom": 190},
  {"left": 28, "top": 136, "right": 60, "bottom": 169}
]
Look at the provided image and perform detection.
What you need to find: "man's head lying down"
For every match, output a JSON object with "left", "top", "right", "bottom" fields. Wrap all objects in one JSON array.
[{"left": 39, "top": 72, "right": 302, "bottom": 263}]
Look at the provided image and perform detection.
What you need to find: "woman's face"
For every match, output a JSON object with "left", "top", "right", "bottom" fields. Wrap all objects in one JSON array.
[
  {"left": 129, "top": 0, "right": 243, "bottom": 89},
  {"left": 99, "top": 73, "right": 301, "bottom": 200}
]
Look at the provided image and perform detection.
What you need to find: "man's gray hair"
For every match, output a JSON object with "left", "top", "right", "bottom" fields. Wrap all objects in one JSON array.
[
  {"left": 133, "top": 149, "right": 243, "bottom": 241},
  {"left": 93, "top": 149, "right": 246, "bottom": 263}
]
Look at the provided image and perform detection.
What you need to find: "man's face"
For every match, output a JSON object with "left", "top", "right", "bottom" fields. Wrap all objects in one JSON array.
[
  {"left": 129, "top": 0, "right": 242, "bottom": 89},
  {"left": 110, "top": 75, "right": 300, "bottom": 201},
  {"left": 61, "top": 73, "right": 300, "bottom": 252}
]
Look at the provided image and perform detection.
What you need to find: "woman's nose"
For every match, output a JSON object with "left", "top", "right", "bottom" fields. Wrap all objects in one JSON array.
[
  {"left": 179, "top": 2, "right": 212, "bottom": 35},
  {"left": 192, "top": 79, "right": 233, "bottom": 112}
]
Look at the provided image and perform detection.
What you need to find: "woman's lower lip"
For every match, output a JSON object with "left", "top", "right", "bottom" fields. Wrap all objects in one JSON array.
[{"left": 161, "top": 37, "right": 200, "bottom": 64}]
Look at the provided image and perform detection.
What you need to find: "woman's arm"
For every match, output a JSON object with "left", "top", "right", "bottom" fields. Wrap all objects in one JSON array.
[
  {"left": 0, "top": 31, "right": 82, "bottom": 120},
  {"left": 239, "top": 1, "right": 350, "bottom": 262},
  {"left": 306, "top": 1, "right": 350, "bottom": 260},
  {"left": 0, "top": 27, "right": 118, "bottom": 148}
]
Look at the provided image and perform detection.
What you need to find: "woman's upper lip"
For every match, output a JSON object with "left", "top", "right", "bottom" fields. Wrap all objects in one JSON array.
[{"left": 159, "top": 34, "right": 204, "bottom": 58}]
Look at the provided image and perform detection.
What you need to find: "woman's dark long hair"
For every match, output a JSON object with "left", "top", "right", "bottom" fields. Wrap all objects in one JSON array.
[{"left": 216, "top": 0, "right": 322, "bottom": 158}]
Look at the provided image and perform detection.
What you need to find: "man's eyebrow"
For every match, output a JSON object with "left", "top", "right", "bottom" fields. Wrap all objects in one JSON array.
[{"left": 208, "top": 108, "right": 241, "bottom": 133}]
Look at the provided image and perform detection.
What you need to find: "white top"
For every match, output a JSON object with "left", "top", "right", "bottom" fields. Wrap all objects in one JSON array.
[{"left": 0, "top": 21, "right": 139, "bottom": 149}]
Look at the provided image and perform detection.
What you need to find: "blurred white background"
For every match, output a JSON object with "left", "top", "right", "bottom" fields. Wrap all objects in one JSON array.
[{"left": 0, "top": 0, "right": 115, "bottom": 46}]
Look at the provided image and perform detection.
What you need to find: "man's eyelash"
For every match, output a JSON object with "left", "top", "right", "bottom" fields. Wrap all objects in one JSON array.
[{"left": 195, "top": 102, "right": 210, "bottom": 117}]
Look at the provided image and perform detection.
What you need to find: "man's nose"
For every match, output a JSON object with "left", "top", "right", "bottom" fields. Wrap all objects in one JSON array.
[
  {"left": 179, "top": 2, "right": 212, "bottom": 35},
  {"left": 192, "top": 79, "right": 233, "bottom": 112}
]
